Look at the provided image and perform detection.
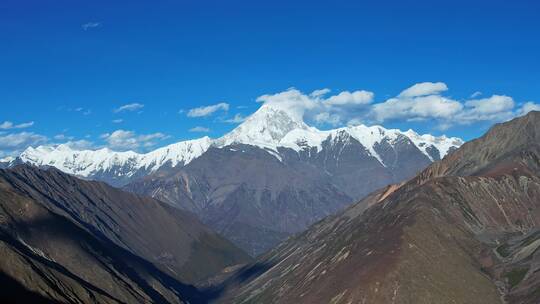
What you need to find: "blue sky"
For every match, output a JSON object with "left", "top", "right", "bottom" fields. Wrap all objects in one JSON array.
[{"left": 1, "top": 0, "right": 539, "bottom": 156}]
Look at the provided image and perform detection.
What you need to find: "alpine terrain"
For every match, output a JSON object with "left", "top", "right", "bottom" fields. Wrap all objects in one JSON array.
[
  {"left": 2, "top": 103, "right": 462, "bottom": 256},
  {"left": 217, "top": 111, "right": 540, "bottom": 304},
  {"left": 0, "top": 165, "right": 249, "bottom": 304}
]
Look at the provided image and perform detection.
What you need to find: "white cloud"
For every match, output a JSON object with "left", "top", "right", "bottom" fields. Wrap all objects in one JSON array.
[
  {"left": 257, "top": 88, "right": 374, "bottom": 126},
  {"left": 82, "top": 22, "right": 101, "bottom": 30},
  {"left": 256, "top": 89, "right": 318, "bottom": 121},
  {"left": 62, "top": 140, "right": 95, "bottom": 150},
  {"left": 114, "top": 103, "right": 144, "bottom": 113},
  {"left": 372, "top": 95, "right": 463, "bottom": 122},
  {"left": 187, "top": 102, "right": 229, "bottom": 117},
  {"left": 465, "top": 95, "right": 515, "bottom": 114},
  {"left": 346, "top": 118, "right": 365, "bottom": 126},
  {"left": 189, "top": 126, "right": 211, "bottom": 132},
  {"left": 310, "top": 88, "right": 331, "bottom": 98},
  {"left": 314, "top": 112, "right": 341, "bottom": 126},
  {"left": 324, "top": 90, "right": 374, "bottom": 106},
  {"left": 224, "top": 113, "right": 247, "bottom": 124},
  {"left": 0, "top": 132, "right": 47, "bottom": 155},
  {"left": 112, "top": 119, "right": 123, "bottom": 123},
  {"left": 255, "top": 87, "right": 375, "bottom": 125},
  {"left": 398, "top": 82, "right": 448, "bottom": 98},
  {"left": 517, "top": 101, "right": 540, "bottom": 116},
  {"left": 457, "top": 95, "right": 515, "bottom": 123},
  {"left": 59, "top": 107, "right": 91, "bottom": 115},
  {"left": 247, "top": 83, "right": 538, "bottom": 131},
  {"left": 0, "top": 121, "right": 34, "bottom": 130},
  {"left": 0, "top": 130, "right": 97, "bottom": 156},
  {"left": 470, "top": 91, "right": 482, "bottom": 98},
  {"left": 369, "top": 83, "right": 531, "bottom": 129},
  {"left": 100, "top": 130, "right": 168, "bottom": 151},
  {"left": 54, "top": 134, "right": 74, "bottom": 141}
]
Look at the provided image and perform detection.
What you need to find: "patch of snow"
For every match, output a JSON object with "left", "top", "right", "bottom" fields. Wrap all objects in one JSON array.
[
  {"left": 0, "top": 156, "right": 15, "bottom": 163},
  {"left": 403, "top": 129, "right": 464, "bottom": 160},
  {"left": 279, "top": 128, "right": 331, "bottom": 152}
]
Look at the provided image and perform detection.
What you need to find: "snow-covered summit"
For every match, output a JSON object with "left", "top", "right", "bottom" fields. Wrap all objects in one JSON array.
[
  {"left": 215, "top": 103, "right": 462, "bottom": 163},
  {"left": 18, "top": 137, "right": 212, "bottom": 178},
  {"left": 215, "top": 104, "right": 312, "bottom": 150},
  {"left": 10, "top": 102, "right": 462, "bottom": 183},
  {"left": 403, "top": 129, "right": 463, "bottom": 160}
]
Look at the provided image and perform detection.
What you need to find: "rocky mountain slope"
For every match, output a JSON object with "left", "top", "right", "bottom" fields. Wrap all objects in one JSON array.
[
  {"left": 126, "top": 144, "right": 353, "bottom": 256},
  {"left": 0, "top": 165, "right": 250, "bottom": 303},
  {"left": 123, "top": 105, "right": 461, "bottom": 256},
  {"left": 217, "top": 111, "right": 540, "bottom": 303},
  {"left": 2, "top": 104, "right": 462, "bottom": 256}
]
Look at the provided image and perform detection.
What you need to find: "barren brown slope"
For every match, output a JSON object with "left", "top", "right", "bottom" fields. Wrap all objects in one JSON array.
[
  {"left": 218, "top": 111, "right": 540, "bottom": 304},
  {"left": 0, "top": 165, "right": 250, "bottom": 303},
  {"left": 419, "top": 110, "right": 540, "bottom": 180},
  {"left": 0, "top": 165, "right": 250, "bottom": 284},
  {"left": 0, "top": 184, "right": 198, "bottom": 304}
]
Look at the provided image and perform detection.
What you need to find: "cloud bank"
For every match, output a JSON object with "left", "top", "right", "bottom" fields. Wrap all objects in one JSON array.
[
  {"left": 1, "top": 81, "right": 538, "bottom": 157},
  {"left": 0, "top": 121, "right": 34, "bottom": 130},
  {"left": 100, "top": 130, "right": 168, "bottom": 151},
  {"left": 254, "top": 82, "right": 539, "bottom": 129},
  {"left": 0, "top": 132, "right": 47, "bottom": 157}
]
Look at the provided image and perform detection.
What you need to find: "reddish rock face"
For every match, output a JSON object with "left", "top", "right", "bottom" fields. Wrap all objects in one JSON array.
[{"left": 217, "top": 111, "right": 540, "bottom": 304}]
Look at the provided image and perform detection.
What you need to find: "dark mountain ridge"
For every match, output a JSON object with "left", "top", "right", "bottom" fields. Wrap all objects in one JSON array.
[{"left": 0, "top": 165, "right": 250, "bottom": 303}]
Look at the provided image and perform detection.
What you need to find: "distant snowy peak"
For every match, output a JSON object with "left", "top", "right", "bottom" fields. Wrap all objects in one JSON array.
[
  {"left": 18, "top": 136, "right": 212, "bottom": 178},
  {"left": 345, "top": 125, "right": 464, "bottom": 162},
  {"left": 10, "top": 102, "right": 462, "bottom": 182},
  {"left": 276, "top": 124, "right": 461, "bottom": 164},
  {"left": 20, "top": 145, "right": 137, "bottom": 177},
  {"left": 214, "top": 103, "right": 462, "bottom": 162},
  {"left": 139, "top": 136, "right": 212, "bottom": 171},
  {"left": 403, "top": 129, "right": 464, "bottom": 160},
  {"left": 216, "top": 104, "right": 311, "bottom": 150}
]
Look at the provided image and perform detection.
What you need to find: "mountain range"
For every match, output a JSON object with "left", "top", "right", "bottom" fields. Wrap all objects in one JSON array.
[
  {"left": 1, "top": 104, "right": 461, "bottom": 187},
  {"left": 218, "top": 111, "right": 540, "bottom": 304},
  {"left": 1, "top": 110, "right": 539, "bottom": 303},
  {"left": 1, "top": 103, "right": 463, "bottom": 256}
]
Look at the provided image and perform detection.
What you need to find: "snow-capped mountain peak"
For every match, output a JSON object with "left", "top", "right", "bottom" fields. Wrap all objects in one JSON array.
[
  {"left": 16, "top": 137, "right": 213, "bottom": 182},
  {"left": 403, "top": 129, "right": 464, "bottom": 161},
  {"left": 216, "top": 103, "right": 311, "bottom": 149},
  {"left": 7, "top": 103, "right": 463, "bottom": 185},
  {"left": 139, "top": 136, "right": 212, "bottom": 171}
]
